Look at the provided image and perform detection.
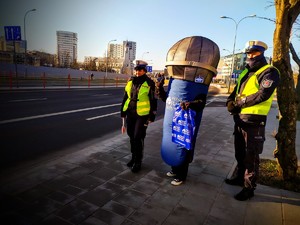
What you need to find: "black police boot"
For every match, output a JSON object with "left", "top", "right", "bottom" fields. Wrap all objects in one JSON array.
[
  {"left": 128, "top": 139, "right": 136, "bottom": 167},
  {"left": 131, "top": 162, "right": 141, "bottom": 173},
  {"left": 127, "top": 154, "right": 135, "bottom": 167},
  {"left": 131, "top": 140, "right": 143, "bottom": 173},
  {"left": 225, "top": 177, "right": 244, "bottom": 186},
  {"left": 234, "top": 188, "right": 254, "bottom": 201},
  {"left": 127, "top": 159, "right": 134, "bottom": 167}
]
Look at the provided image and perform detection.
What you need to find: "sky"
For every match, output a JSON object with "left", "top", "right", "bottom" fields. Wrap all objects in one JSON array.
[{"left": 0, "top": 0, "right": 298, "bottom": 70}]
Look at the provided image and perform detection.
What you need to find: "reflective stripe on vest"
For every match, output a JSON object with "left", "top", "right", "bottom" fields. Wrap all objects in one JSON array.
[
  {"left": 237, "top": 64, "right": 275, "bottom": 115},
  {"left": 123, "top": 80, "right": 151, "bottom": 116}
]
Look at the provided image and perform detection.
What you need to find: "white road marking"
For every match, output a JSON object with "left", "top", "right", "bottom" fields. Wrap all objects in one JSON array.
[
  {"left": 86, "top": 111, "right": 119, "bottom": 121},
  {"left": 91, "top": 94, "right": 111, "bottom": 97},
  {"left": 205, "top": 100, "right": 213, "bottom": 105},
  {"left": 0, "top": 103, "right": 121, "bottom": 125},
  {"left": 8, "top": 98, "right": 47, "bottom": 103}
]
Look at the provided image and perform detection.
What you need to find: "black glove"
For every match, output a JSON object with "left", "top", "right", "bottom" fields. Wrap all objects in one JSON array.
[
  {"left": 227, "top": 101, "right": 241, "bottom": 114},
  {"left": 235, "top": 99, "right": 245, "bottom": 108},
  {"left": 121, "top": 111, "right": 126, "bottom": 118},
  {"left": 180, "top": 101, "right": 190, "bottom": 110},
  {"left": 227, "top": 101, "right": 235, "bottom": 112},
  {"left": 180, "top": 94, "right": 206, "bottom": 112},
  {"left": 148, "top": 112, "right": 156, "bottom": 122}
]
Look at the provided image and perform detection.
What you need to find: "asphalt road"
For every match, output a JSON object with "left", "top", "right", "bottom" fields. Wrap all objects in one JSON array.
[
  {"left": 0, "top": 87, "right": 166, "bottom": 169},
  {"left": 0, "top": 85, "right": 222, "bottom": 169}
]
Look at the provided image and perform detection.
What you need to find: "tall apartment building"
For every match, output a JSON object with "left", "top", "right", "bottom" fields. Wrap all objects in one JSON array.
[
  {"left": 124, "top": 41, "right": 136, "bottom": 62},
  {"left": 108, "top": 43, "right": 123, "bottom": 59},
  {"left": 108, "top": 41, "right": 136, "bottom": 60},
  {"left": 56, "top": 31, "right": 77, "bottom": 67}
]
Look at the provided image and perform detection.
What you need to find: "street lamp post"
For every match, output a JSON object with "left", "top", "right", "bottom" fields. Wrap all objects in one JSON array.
[
  {"left": 221, "top": 14, "right": 256, "bottom": 93},
  {"left": 222, "top": 49, "right": 232, "bottom": 82},
  {"left": 24, "top": 8, "right": 36, "bottom": 65},
  {"left": 223, "top": 48, "right": 241, "bottom": 55},
  {"left": 142, "top": 51, "right": 149, "bottom": 60},
  {"left": 222, "top": 48, "right": 231, "bottom": 55},
  {"left": 105, "top": 39, "right": 117, "bottom": 78}
]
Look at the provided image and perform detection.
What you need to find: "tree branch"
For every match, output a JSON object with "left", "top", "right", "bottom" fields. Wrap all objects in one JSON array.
[
  {"left": 289, "top": 42, "right": 300, "bottom": 65},
  {"left": 290, "top": 1, "right": 300, "bottom": 23},
  {"left": 256, "top": 16, "right": 276, "bottom": 23}
]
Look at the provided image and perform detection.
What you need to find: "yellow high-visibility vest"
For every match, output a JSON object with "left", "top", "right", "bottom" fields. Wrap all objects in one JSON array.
[
  {"left": 123, "top": 80, "right": 151, "bottom": 116},
  {"left": 236, "top": 64, "right": 276, "bottom": 115}
]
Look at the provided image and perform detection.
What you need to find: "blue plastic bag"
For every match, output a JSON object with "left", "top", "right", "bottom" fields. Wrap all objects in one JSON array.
[{"left": 171, "top": 104, "right": 196, "bottom": 150}]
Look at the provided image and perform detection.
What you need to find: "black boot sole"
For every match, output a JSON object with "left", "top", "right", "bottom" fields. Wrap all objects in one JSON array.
[
  {"left": 127, "top": 161, "right": 134, "bottom": 167},
  {"left": 131, "top": 163, "right": 141, "bottom": 173},
  {"left": 234, "top": 189, "right": 254, "bottom": 201},
  {"left": 224, "top": 178, "right": 244, "bottom": 186}
]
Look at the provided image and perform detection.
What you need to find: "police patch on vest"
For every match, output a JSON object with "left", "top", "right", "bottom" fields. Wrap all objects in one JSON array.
[{"left": 262, "top": 79, "right": 273, "bottom": 88}]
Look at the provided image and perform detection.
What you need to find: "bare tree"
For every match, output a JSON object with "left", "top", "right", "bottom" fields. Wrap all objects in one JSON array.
[{"left": 273, "top": 0, "right": 300, "bottom": 180}]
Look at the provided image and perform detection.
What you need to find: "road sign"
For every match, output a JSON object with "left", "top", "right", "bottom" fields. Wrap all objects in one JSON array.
[
  {"left": 146, "top": 66, "right": 152, "bottom": 72},
  {"left": 4, "top": 26, "right": 21, "bottom": 41}
]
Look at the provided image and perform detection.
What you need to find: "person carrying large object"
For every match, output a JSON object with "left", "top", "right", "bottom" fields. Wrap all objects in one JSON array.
[{"left": 156, "top": 36, "right": 220, "bottom": 185}]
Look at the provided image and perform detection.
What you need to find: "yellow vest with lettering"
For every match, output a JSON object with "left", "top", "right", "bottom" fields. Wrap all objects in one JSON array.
[
  {"left": 236, "top": 64, "right": 276, "bottom": 115},
  {"left": 123, "top": 80, "right": 151, "bottom": 116}
]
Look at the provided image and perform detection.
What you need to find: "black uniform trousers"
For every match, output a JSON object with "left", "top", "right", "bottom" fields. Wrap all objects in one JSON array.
[
  {"left": 126, "top": 113, "right": 149, "bottom": 163},
  {"left": 234, "top": 122, "right": 265, "bottom": 189}
]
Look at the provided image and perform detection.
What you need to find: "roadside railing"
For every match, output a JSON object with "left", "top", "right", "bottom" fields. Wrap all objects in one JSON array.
[{"left": 0, "top": 71, "right": 129, "bottom": 89}]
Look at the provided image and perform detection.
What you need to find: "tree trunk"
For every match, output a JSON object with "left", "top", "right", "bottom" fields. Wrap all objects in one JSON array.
[{"left": 273, "top": 0, "right": 300, "bottom": 180}]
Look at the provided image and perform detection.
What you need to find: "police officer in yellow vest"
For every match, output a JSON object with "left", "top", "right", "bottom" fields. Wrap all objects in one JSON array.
[
  {"left": 225, "top": 40, "right": 280, "bottom": 201},
  {"left": 121, "top": 60, "right": 157, "bottom": 173}
]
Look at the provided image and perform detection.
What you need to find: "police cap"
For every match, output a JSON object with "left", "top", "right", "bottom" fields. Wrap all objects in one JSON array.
[
  {"left": 244, "top": 40, "right": 268, "bottom": 53},
  {"left": 134, "top": 60, "right": 148, "bottom": 71}
]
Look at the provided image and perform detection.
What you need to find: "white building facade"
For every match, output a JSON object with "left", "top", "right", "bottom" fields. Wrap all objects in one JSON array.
[
  {"left": 216, "top": 52, "right": 271, "bottom": 86},
  {"left": 217, "top": 52, "right": 247, "bottom": 81}
]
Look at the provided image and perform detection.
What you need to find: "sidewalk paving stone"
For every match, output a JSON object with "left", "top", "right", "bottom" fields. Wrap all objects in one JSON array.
[{"left": 0, "top": 90, "right": 300, "bottom": 225}]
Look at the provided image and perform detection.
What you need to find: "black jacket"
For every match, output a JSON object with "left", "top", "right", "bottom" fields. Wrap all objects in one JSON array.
[{"left": 227, "top": 56, "right": 280, "bottom": 125}]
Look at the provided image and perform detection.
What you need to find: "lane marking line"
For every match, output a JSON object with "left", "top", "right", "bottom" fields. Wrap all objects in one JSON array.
[
  {"left": 86, "top": 111, "right": 119, "bottom": 121},
  {"left": 205, "top": 100, "right": 213, "bottom": 106},
  {"left": 0, "top": 103, "right": 121, "bottom": 125},
  {"left": 8, "top": 98, "right": 48, "bottom": 103}
]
